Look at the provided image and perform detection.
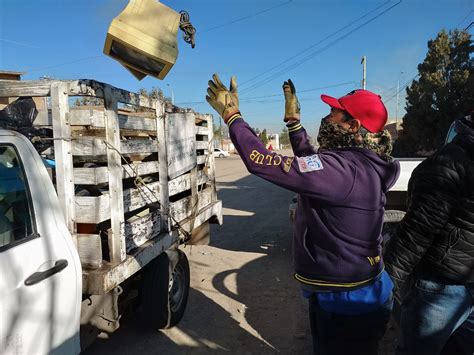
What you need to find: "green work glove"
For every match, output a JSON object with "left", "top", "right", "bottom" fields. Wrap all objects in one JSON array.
[
  {"left": 206, "top": 74, "right": 240, "bottom": 123},
  {"left": 282, "top": 79, "right": 300, "bottom": 122}
]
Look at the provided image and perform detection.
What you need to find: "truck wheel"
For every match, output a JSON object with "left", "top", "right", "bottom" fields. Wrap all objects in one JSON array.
[{"left": 142, "top": 249, "right": 190, "bottom": 329}]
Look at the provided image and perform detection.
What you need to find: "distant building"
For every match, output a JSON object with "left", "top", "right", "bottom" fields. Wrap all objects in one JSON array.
[{"left": 385, "top": 120, "right": 403, "bottom": 141}]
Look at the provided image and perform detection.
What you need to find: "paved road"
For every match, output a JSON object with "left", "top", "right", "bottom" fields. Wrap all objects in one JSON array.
[
  {"left": 86, "top": 151, "right": 397, "bottom": 354},
  {"left": 87, "top": 150, "right": 312, "bottom": 354}
]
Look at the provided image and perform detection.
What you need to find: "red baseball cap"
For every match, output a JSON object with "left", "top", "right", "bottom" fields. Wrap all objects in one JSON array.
[{"left": 321, "top": 89, "right": 388, "bottom": 133}]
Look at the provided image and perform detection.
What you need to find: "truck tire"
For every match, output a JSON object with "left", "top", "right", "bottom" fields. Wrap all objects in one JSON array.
[{"left": 141, "top": 249, "right": 190, "bottom": 329}]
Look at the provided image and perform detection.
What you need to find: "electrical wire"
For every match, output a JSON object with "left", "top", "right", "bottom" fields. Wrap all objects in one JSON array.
[
  {"left": 239, "top": 0, "right": 392, "bottom": 89},
  {"left": 25, "top": 55, "right": 103, "bottom": 73},
  {"left": 383, "top": 73, "right": 420, "bottom": 104},
  {"left": 202, "top": 0, "right": 293, "bottom": 32},
  {"left": 456, "top": 10, "right": 473, "bottom": 28},
  {"left": 240, "top": 0, "right": 402, "bottom": 95},
  {"left": 174, "top": 81, "right": 356, "bottom": 106}
]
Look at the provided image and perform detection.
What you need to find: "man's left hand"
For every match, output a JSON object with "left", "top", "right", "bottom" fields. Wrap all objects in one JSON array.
[{"left": 206, "top": 74, "right": 240, "bottom": 123}]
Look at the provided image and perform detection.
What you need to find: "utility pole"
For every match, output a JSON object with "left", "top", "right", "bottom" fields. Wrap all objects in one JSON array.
[
  {"left": 361, "top": 56, "right": 366, "bottom": 90},
  {"left": 396, "top": 71, "right": 403, "bottom": 127},
  {"left": 396, "top": 78, "right": 400, "bottom": 126}
]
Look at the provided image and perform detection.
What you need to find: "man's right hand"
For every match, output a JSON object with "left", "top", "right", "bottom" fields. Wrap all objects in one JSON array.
[{"left": 283, "top": 79, "right": 300, "bottom": 123}]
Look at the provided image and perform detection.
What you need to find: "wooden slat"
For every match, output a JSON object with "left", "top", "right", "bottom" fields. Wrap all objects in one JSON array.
[
  {"left": 195, "top": 141, "right": 210, "bottom": 150},
  {"left": 104, "top": 86, "right": 126, "bottom": 263},
  {"left": 206, "top": 114, "right": 218, "bottom": 203},
  {"left": 76, "top": 234, "right": 102, "bottom": 269},
  {"left": 196, "top": 126, "right": 209, "bottom": 135},
  {"left": 51, "top": 82, "right": 77, "bottom": 245},
  {"left": 35, "top": 108, "right": 158, "bottom": 132},
  {"left": 168, "top": 170, "right": 210, "bottom": 196},
  {"left": 157, "top": 103, "right": 170, "bottom": 232},
  {"left": 197, "top": 155, "right": 208, "bottom": 165},
  {"left": 0, "top": 79, "right": 161, "bottom": 109},
  {"left": 75, "top": 181, "right": 160, "bottom": 223},
  {"left": 72, "top": 137, "right": 158, "bottom": 156},
  {"left": 74, "top": 161, "right": 159, "bottom": 185},
  {"left": 123, "top": 209, "right": 161, "bottom": 252},
  {"left": 169, "top": 188, "right": 213, "bottom": 223}
]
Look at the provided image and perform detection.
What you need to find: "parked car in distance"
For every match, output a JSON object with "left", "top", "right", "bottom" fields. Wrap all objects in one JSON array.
[{"left": 214, "top": 148, "right": 230, "bottom": 158}]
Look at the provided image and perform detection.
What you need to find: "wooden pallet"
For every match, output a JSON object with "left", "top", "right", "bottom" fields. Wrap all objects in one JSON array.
[{"left": 0, "top": 79, "right": 220, "bottom": 273}]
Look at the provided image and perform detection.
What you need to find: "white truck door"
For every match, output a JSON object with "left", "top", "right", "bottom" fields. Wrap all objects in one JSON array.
[{"left": 0, "top": 130, "right": 82, "bottom": 355}]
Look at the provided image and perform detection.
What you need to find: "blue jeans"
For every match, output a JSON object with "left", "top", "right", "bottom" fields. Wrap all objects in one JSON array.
[
  {"left": 397, "top": 278, "right": 474, "bottom": 355},
  {"left": 308, "top": 294, "right": 393, "bottom": 355}
]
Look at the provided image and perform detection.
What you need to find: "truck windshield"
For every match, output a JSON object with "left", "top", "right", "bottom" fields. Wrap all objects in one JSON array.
[{"left": 0, "top": 145, "right": 34, "bottom": 248}]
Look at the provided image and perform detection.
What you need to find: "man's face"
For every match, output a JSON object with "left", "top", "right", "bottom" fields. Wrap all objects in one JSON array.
[{"left": 326, "top": 108, "right": 351, "bottom": 130}]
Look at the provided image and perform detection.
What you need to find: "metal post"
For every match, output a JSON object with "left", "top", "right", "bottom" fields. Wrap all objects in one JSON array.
[{"left": 361, "top": 56, "right": 366, "bottom": 90}]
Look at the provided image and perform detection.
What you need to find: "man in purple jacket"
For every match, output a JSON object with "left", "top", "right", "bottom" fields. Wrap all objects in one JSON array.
[{"left": 206, "top": 74, "right": 400, "bottom": 355}]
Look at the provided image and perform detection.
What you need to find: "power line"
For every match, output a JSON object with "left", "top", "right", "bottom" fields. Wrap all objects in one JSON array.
[
  {"left": 175, "top": 81, "right": 356, "bottom": 106},
  {"left": 25, "top": 55, "right": 103, "bottom": 73},
  {"left": 456, "top": 10, "right": 473, "bottom": 28},
  {"left": 384, "top": 73, "right": 419, "bottom": 104},
  {"left": 239, "top": 0, "right": 392, "bottom": 89},
  {"left": 202, "top": 0, "right": 293, "bottom": 32},
  {"left": 239, "top": 1, "right": 402, "bottom": 95}
]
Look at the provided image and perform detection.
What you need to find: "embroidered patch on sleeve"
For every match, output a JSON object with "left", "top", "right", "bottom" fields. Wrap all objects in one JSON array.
[{"left": 296, "top": 154, "right": 323, "bottom": 173}]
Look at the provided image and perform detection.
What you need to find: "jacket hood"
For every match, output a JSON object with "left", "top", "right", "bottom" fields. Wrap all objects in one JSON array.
[{"left": 351, "top": 147, "right": 400, "bottom": 193}]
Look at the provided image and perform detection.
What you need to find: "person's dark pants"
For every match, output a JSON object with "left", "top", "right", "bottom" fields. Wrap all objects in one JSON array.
[
  {"left": 397, "top": 279, "right": 474, "bottom": 355},
  {"left": 308, "top": 294, "right": 393, "bottom": 355}
]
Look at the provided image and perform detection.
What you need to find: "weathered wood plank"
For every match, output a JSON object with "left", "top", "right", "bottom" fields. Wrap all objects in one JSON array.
[
  {"left": 195, "top": 141, "right": 210, "bottom": 150},
  {"left": 74, "top": 161, "right": 159, "bottom": 185},
  {"left": 0, "top": 79, "right": 162, "bottom": 109},
  {"left": 82, "top": 232, "right": 177, "bottom": 295},
  {"left": 75, "top": 181, "right": 160, "bottom": 223},
  {"left": 157, "top": 103, "right": 170, "bottom": 232},
  {"left": 72, "top": 137, "right": 158, "bottom": 156},
  {"left": 168, "top": 170, "right": 210, "bottom": 196},
  {"left": 124, "top": 209, "right": 161, "bottom": 253},
  {"left": 196, "top": 126, "right": 209, "bottom": 135},
  {"left": 169, "top": 188, "right": 213, "bottom": 223},
  {"left": 104, "top": 86, "right": 126, "bottom": 263},
  {"left": 51, "top": 82, "right": 76, "bottom": 245},
  {"left": 166, "top": 112, "right": 197, "bottom": 179},
  {"left": 76, "top": 234, "right": 102, "bottom": 269},
  {"left": 205, "top": 114, "right": 218, "bottom": 203},
  {"left": 35, "top": 108, "right": 158, "bottom": 132}
]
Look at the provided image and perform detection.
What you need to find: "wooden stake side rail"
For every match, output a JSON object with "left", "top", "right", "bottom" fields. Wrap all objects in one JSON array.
[{"left": 0, "top": 79, "right": 223, "bottom": 294}]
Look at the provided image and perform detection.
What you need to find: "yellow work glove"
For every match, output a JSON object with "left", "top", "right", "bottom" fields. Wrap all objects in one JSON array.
[
  {"left": 282, "top": 79, "right": 300, "bottom": 122},
  {"left": 206, "top": 74, "right": 240, "bottom": 123}
]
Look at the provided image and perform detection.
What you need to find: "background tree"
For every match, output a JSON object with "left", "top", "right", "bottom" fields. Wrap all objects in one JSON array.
[
  {"left": 280, "top": 126, "right": 290, "bottom": 148},
  {"left": 393, "top": 29, "right": 473, "bottom": 157},
  {"left": 259, "top": 128, "right": 269, "bottom": 145}
]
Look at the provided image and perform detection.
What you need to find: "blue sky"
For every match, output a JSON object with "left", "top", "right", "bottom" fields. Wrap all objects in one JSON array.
[{"left": 1, "top": 0, "right": 472, "bottom": 135}]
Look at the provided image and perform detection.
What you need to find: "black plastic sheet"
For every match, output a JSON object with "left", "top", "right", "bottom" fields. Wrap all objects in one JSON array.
[{"left": 0, "top": 97, "right": 53, "bottom": 153}]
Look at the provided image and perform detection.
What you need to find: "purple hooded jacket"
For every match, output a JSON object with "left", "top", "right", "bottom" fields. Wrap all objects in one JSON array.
[{"left": 228, "top": 117, "right": 400, "bottom": 291}]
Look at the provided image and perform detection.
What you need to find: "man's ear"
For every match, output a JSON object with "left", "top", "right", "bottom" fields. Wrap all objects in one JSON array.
[{"left": 348, "top": 119, "right": 361, "bottom": 133}]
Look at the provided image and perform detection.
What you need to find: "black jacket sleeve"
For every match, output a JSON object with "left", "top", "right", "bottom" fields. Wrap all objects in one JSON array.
[{"left": 384, "top": 155, "right": 461, "bottom": 288}]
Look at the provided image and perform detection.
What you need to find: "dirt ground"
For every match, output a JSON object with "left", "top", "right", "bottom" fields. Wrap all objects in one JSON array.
[{"left": 86, "top": 150, "right": 399, "bottom": 354}]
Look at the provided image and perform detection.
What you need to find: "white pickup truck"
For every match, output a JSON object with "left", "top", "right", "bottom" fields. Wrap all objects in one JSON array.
[{"left": 0, "top": 79, "right": 222, "bottom": 354}]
